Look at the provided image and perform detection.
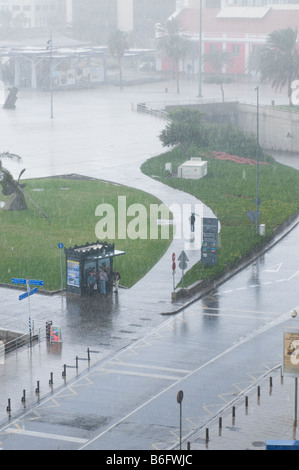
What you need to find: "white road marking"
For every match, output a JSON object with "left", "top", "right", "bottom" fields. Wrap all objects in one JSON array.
[
  {"left": 109, "top": 361, "right": 192, "bottom": 374},
  {"left": 263, "top": 262, "right": 283, "bottom": 273},
  {"left": 99, "top": 367, "right": 184, "bottom": 381},
  {"left": 288, "top": 270, "right": 299, "bottom": 281},
  {"left": 5, "top": 427, "right": 88, "bottom": 444}
]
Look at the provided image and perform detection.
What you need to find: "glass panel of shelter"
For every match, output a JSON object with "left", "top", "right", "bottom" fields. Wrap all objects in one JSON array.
[{"left": 84, "top": 258, "right": 112, "bottom": 294}]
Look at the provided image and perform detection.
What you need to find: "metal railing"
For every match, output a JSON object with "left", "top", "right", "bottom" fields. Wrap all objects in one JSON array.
[
  {"left": 135, "top": 102, "right": 170, "bottom": 120},
  {"left": 3, "top": 324, "right": 47, "bottom": 355}
]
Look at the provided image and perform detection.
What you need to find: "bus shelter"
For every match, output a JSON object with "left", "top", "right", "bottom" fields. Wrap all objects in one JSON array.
[{"left": 64, "top": 241, "right": 125, "bottom": 296}]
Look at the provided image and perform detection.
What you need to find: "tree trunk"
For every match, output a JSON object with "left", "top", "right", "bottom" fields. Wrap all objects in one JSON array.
[
  {"left": 176, "top": 58, "right": 180, "bottom": 94},
  {"left": 220, "top": 83, "right": 225, "bottom": 102},
  {"left": 118, "top": 57, "right": 123, "bottom": 90}
]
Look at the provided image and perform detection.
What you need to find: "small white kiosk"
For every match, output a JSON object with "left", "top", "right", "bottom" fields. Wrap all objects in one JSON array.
[{"left": 177, "top": 157, "right": 208, "bottom": 180}]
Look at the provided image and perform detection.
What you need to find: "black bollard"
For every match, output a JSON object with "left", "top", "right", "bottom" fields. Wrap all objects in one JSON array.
[
  {"left": 35, "top": 381, "right": 40, "bottom": 394},
  {"left": 49, "top": 372, "right": 54, "bottom": 386},
  {"left": 62, "top": 364, "right": 66, "bottom": 378},
  {"left": 21, "top": 389, "right": 26, "bottom": 404},
  {"left": 6, "top": 398, "right": 11, "bottom": 414}
]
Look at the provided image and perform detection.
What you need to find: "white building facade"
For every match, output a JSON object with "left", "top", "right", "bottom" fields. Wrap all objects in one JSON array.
[{"left": 0, "top": 0, "right": 66, "bottom": 28}]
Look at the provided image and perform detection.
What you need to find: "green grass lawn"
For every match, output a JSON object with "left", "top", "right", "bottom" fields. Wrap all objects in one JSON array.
[
  {"left": 141, "top": 146, "right": 299, "bottom": 287},
  {"left": 0, "top": 178, "right": 172, "bottom": 291}
]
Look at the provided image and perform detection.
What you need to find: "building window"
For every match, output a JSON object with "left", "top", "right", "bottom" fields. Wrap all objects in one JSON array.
[{"left": 232, "top": 44, "right": 240, "bottom": 56}]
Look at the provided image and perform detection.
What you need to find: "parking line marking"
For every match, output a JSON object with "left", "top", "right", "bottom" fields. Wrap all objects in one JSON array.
[{"left": 5, "top": 427, "right": 88, "bottom": 444}]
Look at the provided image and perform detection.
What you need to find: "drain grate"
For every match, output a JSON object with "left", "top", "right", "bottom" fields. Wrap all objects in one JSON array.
[
  {"left": 225, "top": 426, "right": 241, "bottom": 432},
  {"left": 252, "top": 441, "right": 265, "bottom": 447}
]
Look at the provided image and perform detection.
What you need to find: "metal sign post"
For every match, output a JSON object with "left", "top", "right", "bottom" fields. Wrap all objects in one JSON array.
[
  {"left": 12, "top": 278, "right": 44, "bottom": 345},
  {"left": 172, "top": 252, "right": 176, "bottom": 292},
  {"left": 58, "top": 243, "right": 64, "bottom": 293},
  {"left": 177, "top": 390, "right": 184, "bottom": 450}
]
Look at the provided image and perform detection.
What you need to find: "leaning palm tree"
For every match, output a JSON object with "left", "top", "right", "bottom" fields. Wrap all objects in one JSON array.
[
  {"left": 156, "top": 17, "right": 191, "bottom": 94},
  {"left": 108, "top": 30, "right": 130, "bottom": 90},
  {"left": 0, "top": 152, "right": 48, "bottom": 216},
  {"left": 203, "top": 49, "right": 234, "bottom": 102},
  {"left": 257, "top": 27, "right": 299, "bottom": 105},
  {"left": 0, "top": 152, "right": 26, "bottom": 210},
  {"left": 0, "top": 152, "right": 21, "bottom": 181}
]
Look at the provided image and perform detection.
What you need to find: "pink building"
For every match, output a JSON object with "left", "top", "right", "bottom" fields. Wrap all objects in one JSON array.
[{"left": 160, "top": 4, "right": 299, "bottom": 76}]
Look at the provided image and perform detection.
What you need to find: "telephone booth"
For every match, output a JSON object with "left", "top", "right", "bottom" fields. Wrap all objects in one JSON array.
[{"left": 64, "top": 241, "right": 125, "bottom": 296}]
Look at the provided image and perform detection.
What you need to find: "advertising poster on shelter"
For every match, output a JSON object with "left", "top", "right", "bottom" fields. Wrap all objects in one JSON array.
[{"left": 67, "top": 260, "right": 80, "bottom": 287}]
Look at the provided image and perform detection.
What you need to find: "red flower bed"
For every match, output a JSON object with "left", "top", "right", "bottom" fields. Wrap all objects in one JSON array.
[{"left": 212, "top": 151, "right": 269, "bottom": 166}]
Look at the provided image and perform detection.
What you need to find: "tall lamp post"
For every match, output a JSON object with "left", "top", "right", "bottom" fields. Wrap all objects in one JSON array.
[
  {"left": 198, "top": 0, "right": 203, "bottom": 97},
  {"left": 47, "top": 31, "right": 54, "bottom": 119},
  {"left": 255, "top": 85, "right": 260, "bottom": 233}
]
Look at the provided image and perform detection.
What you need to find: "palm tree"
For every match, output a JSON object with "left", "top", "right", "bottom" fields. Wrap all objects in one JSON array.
[
  {"left": 257, "top": 27, "right": 299, "bottom": 105},
  {"left": 156, "top": 17, "right": 191, "bottom": 94},
  {"left": 108, "top": 30, "right": 129, "bottom": 90},
  {"left": 203, "top": 49, "right": 234, "bottom": 102}
]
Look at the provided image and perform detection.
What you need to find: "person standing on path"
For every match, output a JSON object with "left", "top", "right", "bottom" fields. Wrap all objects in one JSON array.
[
  {"left": 99, "top": 267, "right": 108, "bottom": 295},
  {"left": 114, "top": 269, "right": 121, "bottom": 294},
  {"left": 87, "top": 271, "right": 96, "bottom": 296},
  {"left": 190, "top": 213, "right": 196, "bottom": 233}
]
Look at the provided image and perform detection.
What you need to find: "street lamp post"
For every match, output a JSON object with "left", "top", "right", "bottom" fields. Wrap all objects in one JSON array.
[
  {"left": 47, "top": 31, "right": 54, "bottom": 119},
  {"left": 255, "top": 85, "right": 260, "bottom": 233},
  {"left": 198, "top": 0, "right": 203, "bottom": 98}
]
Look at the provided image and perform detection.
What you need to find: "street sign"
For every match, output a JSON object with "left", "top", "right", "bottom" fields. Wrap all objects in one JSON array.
[
  {"left": 12, "top": 278, "right": 44, "bottom": 286},
  {"left": 12, "top": 278, "right": 26, "bottom": 285},
  {"left": 179, "top": 260, "right": 187, "bottom": 271},
  {"left": 178, "top": 251, "right": 189, "bottom": 263},
  {"left": 177, "top": 390, "right": 184, "bottom": 404},
  {"left": 58, "top": 243, "right": 64, "bottom": 249},
  {"left": 246, "top": 210, "right": 260, "bottom": 225},
  {"left": 28, "top": 279, "right": 44, "bottom": 286},
  {"left": 201, "top": 218, "right": 219, "bottom": 267},
  {"left": 178, "top": 251, "right": 188, "bottom": 289},
  {"left": 19, "top": 287, "right": 38, "bottom": 301}
]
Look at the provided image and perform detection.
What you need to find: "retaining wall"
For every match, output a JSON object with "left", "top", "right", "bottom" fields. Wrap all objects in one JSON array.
[{"left": 237, "top": 103, "right": 299, "bottom": 153}]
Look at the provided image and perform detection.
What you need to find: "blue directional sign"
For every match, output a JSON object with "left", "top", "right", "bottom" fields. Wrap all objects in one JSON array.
[
  {"left": 12, "top": 278, "right": 44, "bottom": 286},
  {"left": 28, "top": 279, "right": 44, "bottom": 286},
  {"left": 19, "top": 287, "right": 38, "bottom": 301},
  {"left": 12, "top": 278, "right": 27, "bottom": 285}
]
